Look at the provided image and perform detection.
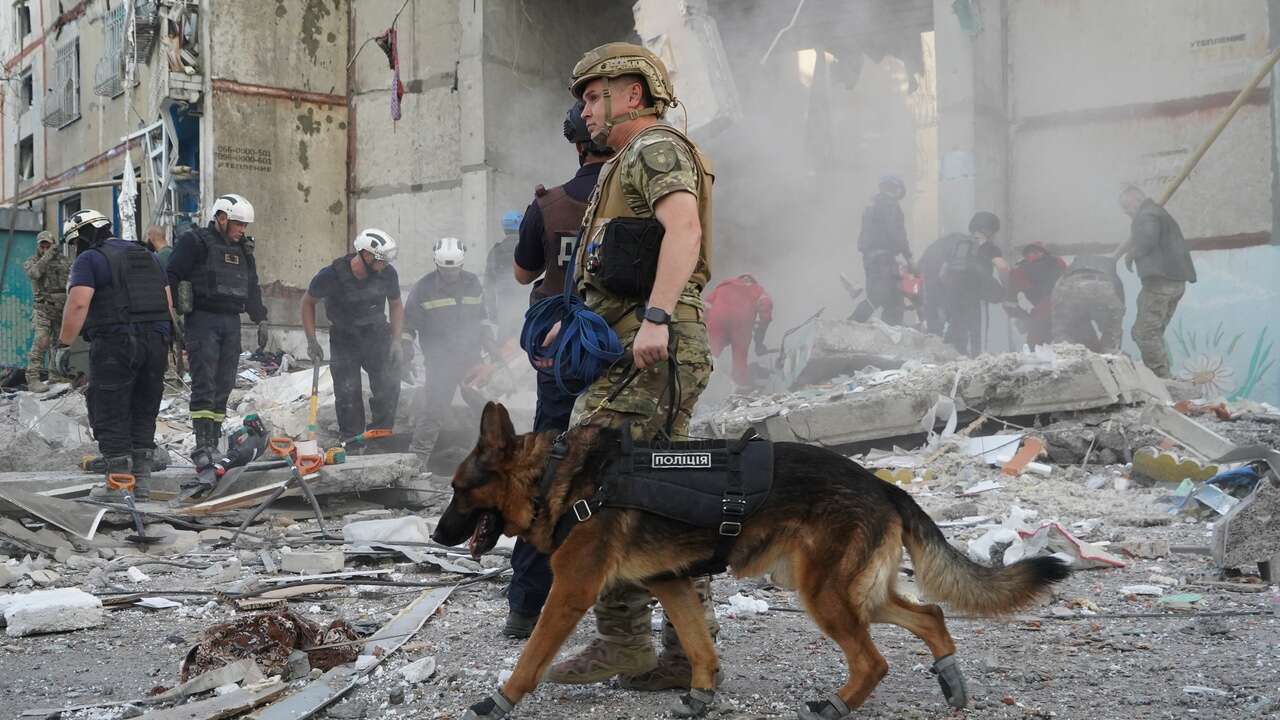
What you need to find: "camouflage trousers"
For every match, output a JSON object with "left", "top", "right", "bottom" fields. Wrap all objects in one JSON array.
[
  {"left": 27, "top": 305, "right": 62, "bottom": 374},
  {"left": 571, "top": 310, "right": 713, "bottom": 440},
  {"left": 1132, "top": 277, "right": 1185, "bottom": 379},
  {"left": 572, "top": 308, "right": 717, "bottom": 647},
  {"left": 1052, "top": 276, "right": 1124, "bottom": 353}
]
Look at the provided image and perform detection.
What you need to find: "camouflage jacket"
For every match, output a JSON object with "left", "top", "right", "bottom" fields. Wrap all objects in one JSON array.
[
  {"left": 576, "top": 123, "right": 714, "bottom": 330},
  {"left": 23, "top": 249, "right": 70, "bottom": 309}
]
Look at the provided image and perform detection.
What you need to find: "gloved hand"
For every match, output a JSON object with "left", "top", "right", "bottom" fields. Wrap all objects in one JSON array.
[
  {"left": 256, "top": 321, "right": 269, "bottom": 350},
  {"left": 389, "top": 340, "right": 405, "bottom": 367},
  {"left": 54, "top": 345, "right": 72, "bottom": 376},
  {"left": 1123, "top": 254, "right": 1134, "bottom": 272},
  {"left": 307, "top": 335, "right": 325, "bottom": 363},
  {"left": 400, "top": 338, "right": 416, "bottom": 365},
  {"left": 754, "top": 337, "right": 769, "bottom": 355}
]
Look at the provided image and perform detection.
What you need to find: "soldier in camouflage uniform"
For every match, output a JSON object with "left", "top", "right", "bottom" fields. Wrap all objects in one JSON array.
[
  {"left": 23, "top": 231, "right": 70, "bottom": 392},
  {"left": 543, "top": 42, "right": 720, "bottom": 693},
  {"left": 1051, "top": 255, "right": 1125, "bottom": 353}
]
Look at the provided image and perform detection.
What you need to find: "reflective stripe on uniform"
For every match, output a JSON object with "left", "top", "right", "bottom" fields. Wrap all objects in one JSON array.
[
  {"left": 420, "top": 296, "right": 484, "bottom": 310},
  {"left": 191, "top": 409, "right": 226, "bottom": 422}
]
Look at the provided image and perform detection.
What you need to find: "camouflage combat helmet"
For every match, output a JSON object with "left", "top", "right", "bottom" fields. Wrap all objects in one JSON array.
[{"left": 570, "top": 42, "right": 676, "bottom": 144}]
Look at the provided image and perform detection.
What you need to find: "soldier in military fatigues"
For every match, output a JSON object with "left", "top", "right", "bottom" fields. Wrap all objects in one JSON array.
[
  {"left": 1051, "top": 255, "right": 1125, "bottom": 353},
  {"left": 544, "top": 42, "right": 720, "bottom": 695},
  {"left": 23, "top": 231, "right": 71, "bottom": 392}
]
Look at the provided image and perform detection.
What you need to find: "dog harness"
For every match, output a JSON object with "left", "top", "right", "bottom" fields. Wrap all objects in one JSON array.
[{"left": 541, "top": 427, "right": 773, "bottom": 576}]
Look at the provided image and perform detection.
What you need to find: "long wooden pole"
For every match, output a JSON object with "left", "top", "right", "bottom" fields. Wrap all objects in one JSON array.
[{"left": 1158, "top": 45, "right": 1280, "bottom": 206}]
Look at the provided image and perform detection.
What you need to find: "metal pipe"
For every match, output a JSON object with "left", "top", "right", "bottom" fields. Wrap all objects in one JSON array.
[
  {"left": 1159, "top": 45, "right": 1280, "bottom": 206},
  {"left": 2, "top": 178, "right": 128, "bottom": 208}
]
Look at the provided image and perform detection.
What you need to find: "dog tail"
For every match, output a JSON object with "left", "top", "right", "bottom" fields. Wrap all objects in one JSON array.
[{"left": 887, "top": 484, "right": 1069, "bottom": 615}]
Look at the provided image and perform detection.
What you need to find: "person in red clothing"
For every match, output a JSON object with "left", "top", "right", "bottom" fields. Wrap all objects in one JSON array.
[
  {"left": 1005, "top": 242, "right": 1066, "bottom": 348},
  {"left": 706, "top": 273, "right": 773, "bottom": 387}
]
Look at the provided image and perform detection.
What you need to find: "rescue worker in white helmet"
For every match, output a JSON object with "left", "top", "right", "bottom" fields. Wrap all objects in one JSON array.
[
  {"left": 56, "top": 210, "right": 176, "bottom": 500},
  {"left": 301, "top": 229, "right": 405, "bottom": 442},
  {"left": 166, "top": 193, "right": 269, "bottom": 457},
  {"left": 402, "top": 237, "right": 490, "bottom": 470}
]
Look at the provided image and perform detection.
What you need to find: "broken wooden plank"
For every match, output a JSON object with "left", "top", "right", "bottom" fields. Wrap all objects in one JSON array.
[
  {"left": 142, "top": 680, "right": 287, "bottom": 720},
  {"left": 260, "top": 569, "right": 391, "bottom": 584},
  {"left": 250, "top": 586, "right": 453, "bottom": 720},
  {"left": 258, "top": 584, "right": 346, "bottom": 600}
]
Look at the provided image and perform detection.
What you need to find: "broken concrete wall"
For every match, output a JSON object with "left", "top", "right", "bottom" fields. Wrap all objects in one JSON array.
[
  {"left": 697, "top": 345, "right": 1171, "bottom": 447},
  {"left": 789, "top": 319, "right": 961, "bottom": 387},
  {"left": 207, "top": 0, "right": 350, "bottom": 293}
]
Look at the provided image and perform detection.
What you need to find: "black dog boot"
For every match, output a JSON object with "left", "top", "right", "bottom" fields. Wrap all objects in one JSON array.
[
  {"left": 934, "top": 654, "right": 969, "bottom": 709},
  {"left": 797, "top": 693, "right": 852, "bottom": 720},
  {"left": 672, "top": 688, "right": 715, "bottom": 718},
  {"left": 462, "top": 690, "right": 515, "bottom": 720}
]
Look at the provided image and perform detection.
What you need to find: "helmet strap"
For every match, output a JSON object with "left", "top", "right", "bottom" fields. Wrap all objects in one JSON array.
[{"left": 595, "top": 86, "right": 660, "bottom": 148}]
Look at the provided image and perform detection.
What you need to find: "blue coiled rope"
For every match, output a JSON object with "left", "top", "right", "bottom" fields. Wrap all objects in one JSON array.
[{"left": 520, "top": 242, "right": 624, "bottom": 395}]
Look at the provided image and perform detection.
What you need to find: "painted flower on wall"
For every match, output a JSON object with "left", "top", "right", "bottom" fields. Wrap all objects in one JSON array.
[{"left": 1181, "top": 354, "right": 1235, "bottom": 400}]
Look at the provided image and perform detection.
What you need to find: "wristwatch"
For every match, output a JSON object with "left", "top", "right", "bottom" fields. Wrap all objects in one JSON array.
[{"left": 642, "top": 306, "right": 671, "bottom": 325}]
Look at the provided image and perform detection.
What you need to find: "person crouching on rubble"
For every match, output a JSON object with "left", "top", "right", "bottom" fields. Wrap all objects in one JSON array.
[
  {"left": 301, "top": 229, "right": 404, "bottom": 443},
  {"left": 705, "top": 273, "right": 773, "bottom": 389},
  {"left": 1004, "top": 242, "right": 1065, "bottom": 349},
  {"left": 403, "top": 237, "right": 494, "bottom": 472},
  {"left": 56, "top": 210, "right": 176, "bottom": 500}
]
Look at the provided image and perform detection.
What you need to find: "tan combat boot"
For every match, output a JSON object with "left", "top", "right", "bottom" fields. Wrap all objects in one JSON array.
[
  {"left": 545, "top": 583, "right": 657, "bottom": 684},
  {"left": 619, "top": 577, "right": 722, "bottom": 691}
]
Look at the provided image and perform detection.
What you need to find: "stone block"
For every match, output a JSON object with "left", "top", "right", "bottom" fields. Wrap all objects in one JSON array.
[
  {"left": 0, "top": 564, "right": 17, "bottom": 587},
  {"left": 281, "top": 550, "right": 345, "bottom": 574},
  {"left": 0, "top": 588, "right": 104, "bottom": 636}
]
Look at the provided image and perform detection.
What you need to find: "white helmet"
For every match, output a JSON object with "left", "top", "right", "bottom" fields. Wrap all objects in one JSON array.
[
  {"left": 433, "top": 237, "right": 465, "bottom": 268},
  {"left": 62, "top": 209, "right": 111, "bottom": 244},
  {"left": 353, "top": 228, "right": 398, "bottom": 262},
  {"left": 208, "top": 193, "right": 255, "bottom": 224}
]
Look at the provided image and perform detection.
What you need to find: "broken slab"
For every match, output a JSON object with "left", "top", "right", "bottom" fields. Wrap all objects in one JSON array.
[
  {"left": 788, "top": 319, "right": 962, "bottom": 388},
  {"left": 698, "top": 345, "right": 1168, "bottom": 447},
  {"left": 1212, "top": 448, "right": 1280, "bottom": 570},
  {"left": 0, "top": 587, "right": 104, "bottom": 636},
  {"left": 0, "top": 453, "right": 423, "bottom": 512},
  {"left": 0, "top": 488, "right": 106, "bottom": 540},
  {"left": 1141, "top": 404, "right": 1237, "bottom": 461},
  {"left": 16, "top": 392, "right": 92, "bottom": 448},
  {"left": 280, "top": 550, "right": 345, "bottom": 574}
]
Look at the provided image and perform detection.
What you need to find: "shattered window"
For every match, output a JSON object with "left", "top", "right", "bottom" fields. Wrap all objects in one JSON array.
[{"left": 18, "top": 135, "right": 34, "bottom": 180}]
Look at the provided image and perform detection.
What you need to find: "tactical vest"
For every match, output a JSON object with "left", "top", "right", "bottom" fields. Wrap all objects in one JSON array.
[
  {"left": 190, "top": 228, "right": 250, "bottom": 312},
  {"left": 27, "top": 253, "right": 70, "bottom": 307},
  {"left": 411, "top": 271, "right": 486, "bottom": 348},
  {"left": 82, "top": 240, "right": 170, "bottom": 337},
  {"left": 324, "top": 254, "right": 392, "bottom": 329},
  {"left": 576, "top": 124, "right": 714, "bottom": 326},
  {"left": 531, "top": 184, "right": 587, "bottom": 303}
]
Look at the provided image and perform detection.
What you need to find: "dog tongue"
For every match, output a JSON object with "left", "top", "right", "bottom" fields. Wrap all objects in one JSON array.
[{"left": 468, "top": 515, "right": 486, "bottom": 557}]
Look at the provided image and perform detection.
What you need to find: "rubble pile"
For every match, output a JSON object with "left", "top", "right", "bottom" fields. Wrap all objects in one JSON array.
[{"left": 0, "top": 319, "right": 1276, "bottom": 718}]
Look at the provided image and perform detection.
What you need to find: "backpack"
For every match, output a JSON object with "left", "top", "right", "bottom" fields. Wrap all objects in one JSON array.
[{"left": 938, "top": 233, "right": 985, "bottom": 290}]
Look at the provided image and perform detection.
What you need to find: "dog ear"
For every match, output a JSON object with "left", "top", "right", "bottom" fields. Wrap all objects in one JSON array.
[{"left": 479, "top": 402, "right": 516, "bottom": 458}]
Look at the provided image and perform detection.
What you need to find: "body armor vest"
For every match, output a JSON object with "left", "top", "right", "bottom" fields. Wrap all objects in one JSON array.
[
  {"left": 531, "top": 184, "right": 588, "bottom": 303},
  {"left": 577, "top": 124, "right": 714, "bottom": 313},
  {"left": 191, "top": 228, "right": 249, "bottom": 312},
  {"left": 325, "top": 254, "right": 391, "bottom": 329},
  {"left": 83, "top": 240, "right": 170, "bottom": 337}
]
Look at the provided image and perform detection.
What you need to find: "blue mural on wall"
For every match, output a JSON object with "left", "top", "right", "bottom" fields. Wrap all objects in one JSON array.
[{"left": 1118, "top": 243, "right": 1280, "bottom": 405}]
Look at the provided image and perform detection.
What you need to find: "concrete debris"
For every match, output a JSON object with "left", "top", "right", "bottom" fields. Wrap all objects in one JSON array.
[
  {"left": 126, "top": 566, "right": 150, "bottom": 583},
  {"left": 0, "top": 587, "right": 104, "bottom": 636},
  {"left": 697, "top": 344, "right": 1170, "bottom": 446},
  {"left": 281, "top": 550, "right": 345, "bottom": 574},
  {"left": 783, "top": 319, "right": 961, "bottom": 389},
  {"left": 17, "top": 392, "right": 92, "bottom": 448},
  {"left": 1120, "top": 584, "right": 1165, "bottom": 597},
  {"left": 398, "top": 656, "right": 437, "bottom": 684},
  {"left": 1141, "top": 403, "right": 1237, "bottom": 461}
]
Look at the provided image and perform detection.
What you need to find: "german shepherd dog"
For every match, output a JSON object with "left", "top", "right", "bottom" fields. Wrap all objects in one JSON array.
[{"left": 434, "top": 403, "right": 1069, "bottom": 719}]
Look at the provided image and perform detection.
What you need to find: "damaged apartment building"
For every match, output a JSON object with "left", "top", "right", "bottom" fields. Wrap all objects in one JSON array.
[
  {"left": 1, "top": 2, "right": 1280, "bottom": 718},
  {"left": 1, "top": 0, "right": 1278, "bottom": 405}
]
